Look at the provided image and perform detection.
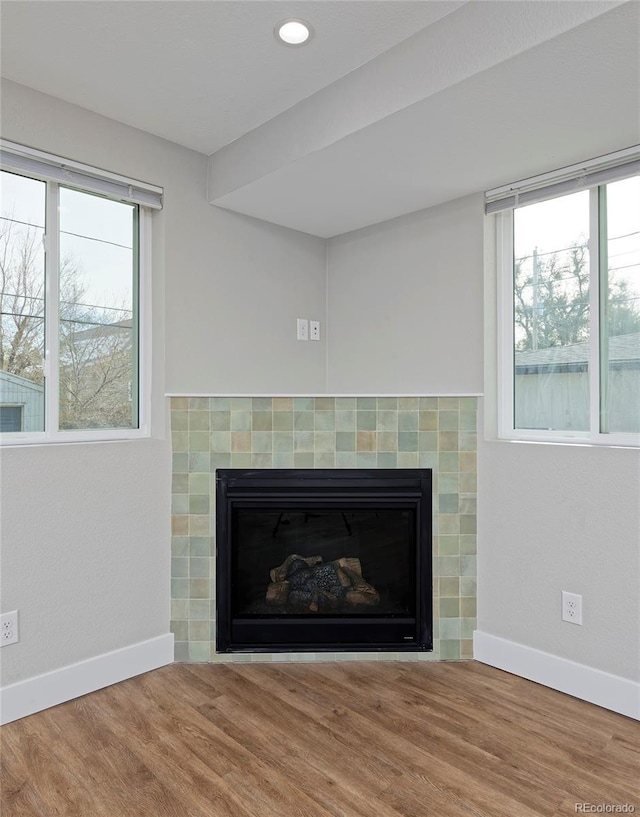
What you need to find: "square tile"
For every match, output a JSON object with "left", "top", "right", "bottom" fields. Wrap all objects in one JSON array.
[
  {"left": 171, "top": 494, "right": 189, "bottom": 514},
  {"left": 314, "top": 431, "right": 335, "bottom": 452},
  {"left": 294, "top": 431, "right": 314, "bottom": 452},
  {"left": 171, "top": 411, "right": 188, "bottom": 431},
  {"left": 171, "top": 536, "right": 189, "bottom": 558},
  {"left": 171, "top": 599, "right": 189, "bottom": 620},
  {"left": 315, "top": 452, "right": 336, "bottom": 468},
  {"left": 173, "top": 453, "right": 188, "bottom": 473},
  {"left": 251, "top": 453, "right": 273, "bottom": 467},
  {"left": 211, "top": 411, "right": 230, "bottom": 431},
  {"left": 336, "top": 431, "right": 355, "bottom": 451},
  {"left": 189, "top": 494, "right": 210, "bottom": 514},
  {"left": 190, "top": 558, "right": 210, "bottom": 578},
  {"left": 253, "top": 432, "right": 273, "bottom": 453},
  {"left": 273, "top": 432, "right": 294, "bottom": 452},
  {"left": 294, "top": 452, "right": 314, "bottom": 467},
  {"left": 398, "top": 432, "right": 418, "bottom": 451},
  {"left": 439, "top": 493, "right": 459, "bottom": 513},
  {"left": 252, "top": 411, "right": 273, "bottom": 432},
  {"left": 377, "top": 452, "right": 397, "bottom": 467},
  {"left": 377, "top": 410, "right": 398, "bottom": 431},
  {"left": 273, "top": 452, "right": 294, "bottom": 467},
  {"left": 397, "top": 452, "right": 418, "bottom": 467},
  {"left": 189, "top": 600, "right": 210, "bottom": 620},
  {"left": 190, "top": 537, "right": 211, "bottom": 557},
  {"left": 294, "top": 411, "right": 314, "bottom": 431},
  {"left": 316, "top": 411, "right": 336, "bottom": 431},
  {"left": 211, "top": 431, "right": 232, "bottom": 453},
  {"left": 273, "top": 397, "right": 293, "bottom": 411},
  {"left": 231, "top": 432, "right": 251, "bottom": 452},
  {"left": 377, "top": 431, "right": 398, "bottom": 452},
  {"left": 171, "top": 558, "right": 188, "bottom": 578},
  {"left": 439, "top": 410, "right": 459, "bottom": 430},
  {"left": 440, "top": 640, "right": 461, "bottom": 660},
  {"left": 252, "top": 397, "right": 272, "bottom": 411},
  {"left": 273, "top": 412, "right": 293, "bottom": 431},
  {"left": 356, "top": 431, "right": 376, "bottom": 451},
  {"left": 357, "top": 411, "right": 376, "bottom": 431},
  {"left": 439, "top": 432, "right": 459, "bottom": 452},
  {"left": 398, "top": 411, "right": 418, "bottom": 431}
]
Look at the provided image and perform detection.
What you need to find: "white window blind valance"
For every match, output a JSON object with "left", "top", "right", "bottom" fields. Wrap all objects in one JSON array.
[
  {"left": 0, "top": 139, "right": 163, "bottom": 210},
  {"left": 485, "top": 145, "right": 640, "bottom": 214}
]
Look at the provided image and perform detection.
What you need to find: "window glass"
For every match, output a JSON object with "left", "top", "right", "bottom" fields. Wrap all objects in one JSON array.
[
  {"left": 0, "top": 171, "right": 46, "bottom": 432},
  {"left": 513, "top": 191, "right": 590, "bottom": 431},
  {"left": 0, "top": 405, "right": 23, "bottom": 432},
  {"left": 601, "top": 176, "right": 640, "bottom": 433},
  {"left": 58, "top": 187, "right": 138, "bottom": 430}
]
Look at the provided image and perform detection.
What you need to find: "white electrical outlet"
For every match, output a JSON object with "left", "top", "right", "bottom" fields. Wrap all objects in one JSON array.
[
  {"left": 1, "top": 610, "right": 19, "bottom": 646},
  {"left": 310, "top": 320, "right": 320, "bottom": 341},
  {"left": 561, "top": 591, "right": 582, "bottom": 625},
  {"left": 296, "top": 318, "right": 309, "bottom": 341}
]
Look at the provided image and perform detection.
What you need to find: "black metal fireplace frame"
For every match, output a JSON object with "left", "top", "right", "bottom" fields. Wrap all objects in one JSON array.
[{"left": 215, "top": 468, "right": 432, "bottom": 653}]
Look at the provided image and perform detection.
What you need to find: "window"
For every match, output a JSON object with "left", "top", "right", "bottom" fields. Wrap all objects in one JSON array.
[
  {"left": 0, "top": 405, "right": 23, "bottom": 432},
  {"left": 489, "top": 148, "right": 640, "bottom": 446},
  {"left": 0, "top": 141, "right": 162, "bottom": 443}
]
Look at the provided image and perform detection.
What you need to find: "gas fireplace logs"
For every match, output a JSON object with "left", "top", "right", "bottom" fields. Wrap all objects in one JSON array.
[{"left": 266, "top": 554, "right": 380, "bottom": 612}]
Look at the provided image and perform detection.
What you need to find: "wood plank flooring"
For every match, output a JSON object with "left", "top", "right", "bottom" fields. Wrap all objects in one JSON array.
[{"left": 1, "top": 660, "right": 638, "bottom": 816}]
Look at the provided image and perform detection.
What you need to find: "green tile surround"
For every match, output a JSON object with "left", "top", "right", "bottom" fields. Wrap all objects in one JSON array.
[{"left": 171, "top": 396, "right": 477, "bottom": 663}]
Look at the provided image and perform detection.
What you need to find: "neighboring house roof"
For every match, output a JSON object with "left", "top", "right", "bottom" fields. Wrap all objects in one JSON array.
[
  {"left": 68, "top": 318, "right": 133, "bottom": 343},
  {"left": 0, "top": 370, "right": 45, "bottom": 394},
  {"left": 516, "top": 333, "right": 640, "bottom": 373}
]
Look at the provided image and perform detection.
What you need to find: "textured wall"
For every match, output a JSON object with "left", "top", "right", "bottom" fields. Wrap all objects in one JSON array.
[{"left": 170, "top": 396, "right": 478, "bottom": 664}]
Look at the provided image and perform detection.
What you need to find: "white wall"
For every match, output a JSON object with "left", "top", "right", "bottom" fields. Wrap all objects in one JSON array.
[
  {"left": 477, "top": 436, "right": 640, "bottom": 682},
  {"left": 326, "top": 194, "right": 484, "bottom": 394},
  {"left": 0, "top": 80, "right": 327, "bottom": 690},
  {"left": 0, "top": 440, "right": 170, "bottom": 685},
  {"left": 166, "top": 207, "right": 327, "bottom": 395}
]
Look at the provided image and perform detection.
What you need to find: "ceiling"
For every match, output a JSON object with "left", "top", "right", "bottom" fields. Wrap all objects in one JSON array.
[
  {"left": 0, "top": 0, "right": 462, "bottom": 155},
  {"left": 1, "top": 1, "right": 639, "bottom": 238}
]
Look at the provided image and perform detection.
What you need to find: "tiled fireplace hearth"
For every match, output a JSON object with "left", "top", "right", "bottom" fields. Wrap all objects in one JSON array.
[{"left": 170, "top": 396, "right": 477, "bottom": 663}]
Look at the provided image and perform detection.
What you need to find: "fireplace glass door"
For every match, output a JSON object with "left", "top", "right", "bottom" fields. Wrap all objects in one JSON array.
[{"left": 216, "top": 469, "right": 432, "bottom": 652}]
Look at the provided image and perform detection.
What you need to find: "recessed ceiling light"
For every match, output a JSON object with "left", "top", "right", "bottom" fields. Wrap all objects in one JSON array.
[{"left": 275, "top": 19, "right": 313, "bottom": 46}]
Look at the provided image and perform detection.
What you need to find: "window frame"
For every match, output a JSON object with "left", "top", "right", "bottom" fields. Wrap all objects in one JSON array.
[
  {"left": 0, "top": 166, "right": 154, "bottom": 446},
  {"left": 496, "top": 183, "right": 640, "bottom": 448}
]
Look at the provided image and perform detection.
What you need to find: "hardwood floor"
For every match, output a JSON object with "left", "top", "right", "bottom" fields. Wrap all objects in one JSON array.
[{"left": 1, "top": 660, "right": 638, "bottom": 816}]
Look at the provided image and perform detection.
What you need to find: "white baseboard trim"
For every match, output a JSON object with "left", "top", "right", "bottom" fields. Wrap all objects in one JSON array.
[
  {"left": 0, "top": 634, "right": 174, "bottom": 725},
  {"left": 474, "top": 631, "right": 639, "bottom": 721}
]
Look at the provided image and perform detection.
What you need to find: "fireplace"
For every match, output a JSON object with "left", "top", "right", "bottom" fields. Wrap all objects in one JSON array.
[{"left": 215, "top": 468, "right": 432, "bottom": 653}]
